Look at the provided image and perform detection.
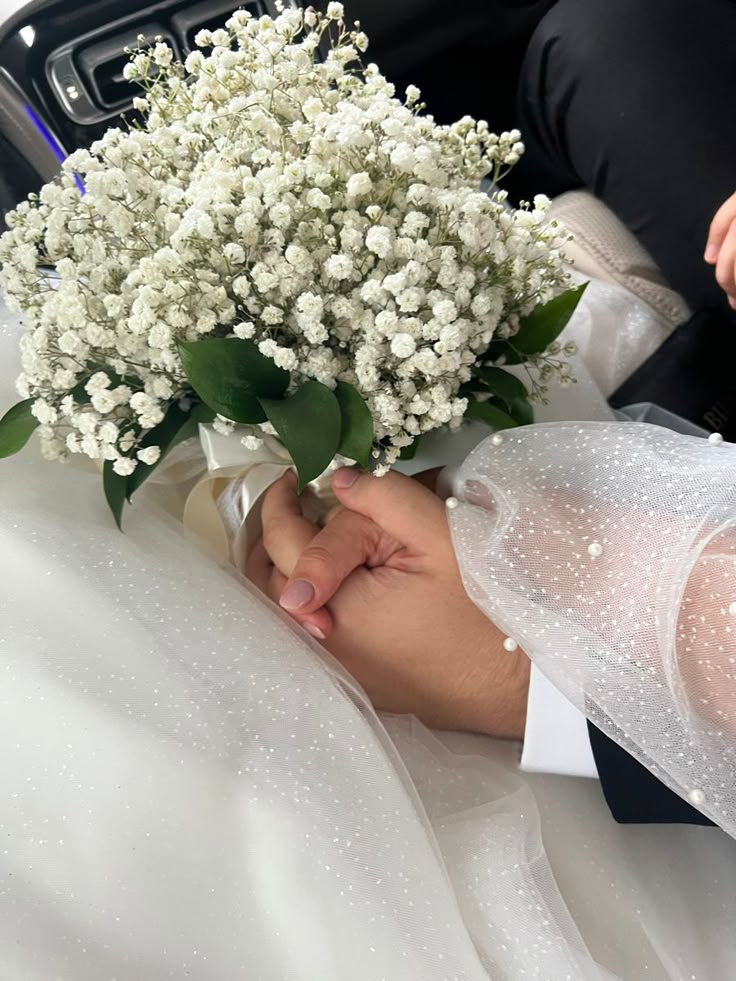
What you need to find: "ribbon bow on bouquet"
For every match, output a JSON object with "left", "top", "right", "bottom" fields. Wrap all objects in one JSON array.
[{"left": 157, "top": 425, "right": 342, "bottom": 574}]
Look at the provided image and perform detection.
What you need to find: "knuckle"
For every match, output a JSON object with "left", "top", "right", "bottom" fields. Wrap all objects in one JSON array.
[
  {"left": 333, "top": 507, "right": 369, "bottom": 533},
  {"left": 711, "top": 212, "right": 732, "bottom": 241},
  {"left": 330, "top": 511, "right": 379, "bottom": 552},
  {"left": 713, "top": 207, "right": 729, "bottom": 229},
  {"left": 300, "top": 542, "right": 337, "bottom": 572}
]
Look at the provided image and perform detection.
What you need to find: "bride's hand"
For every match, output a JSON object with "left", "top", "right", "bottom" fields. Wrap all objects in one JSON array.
[{"left": 246, "top": 468, "right": 530, "bottom": 739}]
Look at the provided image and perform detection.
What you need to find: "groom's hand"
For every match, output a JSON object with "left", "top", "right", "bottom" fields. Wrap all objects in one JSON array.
[{"left": 246, "top": 468, "right": 530, "bottom": 738}]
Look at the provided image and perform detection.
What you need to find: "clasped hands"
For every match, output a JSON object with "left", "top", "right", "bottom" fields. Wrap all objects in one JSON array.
[
  {"left": 246, "top": 467, "right": 530, "bottom": 740},
  {"left": 241, "top": 187, "right": 736, "bottom": 741}
]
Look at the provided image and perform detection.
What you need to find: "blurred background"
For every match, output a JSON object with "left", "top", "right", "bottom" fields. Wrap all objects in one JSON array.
[{"left": 0, "top": 0, "right": 554, "bottom": 228}]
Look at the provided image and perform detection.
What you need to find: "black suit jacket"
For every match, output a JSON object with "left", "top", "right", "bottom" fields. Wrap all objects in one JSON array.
[
  {"left": 334, "top": 3, "right": 723, "bottom": 827},
  {"left": 600, "top": 308, "right": 734, "bottom": 827},
  {"left": 587, "top": 722, "right": 714, "bottom": 826}
]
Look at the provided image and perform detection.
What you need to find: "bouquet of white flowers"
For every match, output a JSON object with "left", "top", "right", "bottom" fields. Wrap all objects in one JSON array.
[{"left": 0, "top": 2, "right": 581, "bottom": 526}]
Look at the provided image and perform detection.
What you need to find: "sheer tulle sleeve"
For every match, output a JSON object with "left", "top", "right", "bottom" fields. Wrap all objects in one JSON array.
[{"left": 449, "top": 422, "right": 736, "bottom": 836}]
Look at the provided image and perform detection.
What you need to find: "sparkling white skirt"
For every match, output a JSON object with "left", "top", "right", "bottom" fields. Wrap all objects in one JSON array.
[{"left": 1, "top": 286, "right": 734, "bottom": 981}]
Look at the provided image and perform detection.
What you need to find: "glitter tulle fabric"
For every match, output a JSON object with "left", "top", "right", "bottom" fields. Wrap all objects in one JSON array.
[
  {"left": 450, "top": 422, "right": 736, "bottom": 834},
  {"left": 1, "top": 287, "right": 736, "bottom": 980}
]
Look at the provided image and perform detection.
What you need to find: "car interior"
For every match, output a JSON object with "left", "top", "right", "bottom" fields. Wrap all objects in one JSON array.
[
  {"left": 0, "top": 0, "right": 284, "bottom": 226},
  {"left": 0, "top": 3, "right": 735, "bottom": 977}
]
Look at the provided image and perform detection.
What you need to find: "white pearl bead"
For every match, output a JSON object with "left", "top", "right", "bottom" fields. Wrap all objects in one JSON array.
[
  {"left": 729, "top": 602, "right": 736, "bottom": 618},
  {"left": 587, "top": 542, "right": 603, "bottom": 558},
  {"left": 445, "top": 496, "right": 459, "bottom": 510},
  {"left": 503, "top": 637, "right": 518, "bottom": 652},
  {"left": 708, "top": 432, "right": 724, "bottom": 446},
  {"left": 688, "top": 788, "right": 706, "bottom": 807},
  {"left": 491, "top": 433, "right": 505, "bottom": 446}
]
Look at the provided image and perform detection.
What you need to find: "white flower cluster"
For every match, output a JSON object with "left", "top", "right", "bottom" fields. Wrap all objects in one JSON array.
[{"left": 0, "top": 3, "right": 569, "bottom": 473}]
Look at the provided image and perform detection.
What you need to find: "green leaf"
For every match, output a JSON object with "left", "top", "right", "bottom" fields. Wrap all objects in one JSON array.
[
  {"left": 103, "top": 460, "right": 128, "bottom": 530},
  {"left": 177, "top": 338, "right": 289, "bottom": 424},
  {"left": 504, "top": 395, "right": 534, "bottom": 427},
  {"left": 465, "top": 398, "right": 519, "bottom": 432},
  {"left": 399, "top": 435, "right": 421, "bottom": 461},
  {"left": 189, "top": 401, "right": 217, "bottom": 425},
  {"left": 510, "top": 283, "right": 587, "bottom": 356},
  {"left": 126, "top": 400, "right": 199, "bottom": 501},
  {"left": 70, "top": 368, "right": 137, "bottom": 405},
  {"left": 334, "top": 382, "right": 373, "bottom": 469},
  {"left": 260, "top": 381, "right": 342, "bottom": 491},
  {"left": 0, "top": 400, "right": 39, "bottom": 458},
  {"left": 464, "top": 370, "right": 534, "bottom": 426},
  {"left": 476, "top": 366, "right": 528, "bottom": 404},
  {"left": 70, "top": 378, "right": 92, "bottom": 404},
  {"left": 484, "top": 339, "right": 525, "bottom": 366}
]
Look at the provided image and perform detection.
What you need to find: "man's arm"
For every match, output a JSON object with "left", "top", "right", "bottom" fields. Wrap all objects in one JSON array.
[
  {"left": 521, "top": 668, "right": 716, "bottom": 825},
  {"left": 588, "top": 722, "right": 716, "bottom": 826}
]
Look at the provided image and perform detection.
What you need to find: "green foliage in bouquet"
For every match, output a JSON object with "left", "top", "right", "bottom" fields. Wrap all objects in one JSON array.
[
  {"left": 0, "top": 3, "right": 582, "bottom": 527},
  {"left": 0, "top": 283, "right": 585, "bottom": 525},
  {"left": 463, "top": 283, "right": 586, "bottom": 431},
  {"left": 0, "top": 400, "right": 38, "bottom": 458}
]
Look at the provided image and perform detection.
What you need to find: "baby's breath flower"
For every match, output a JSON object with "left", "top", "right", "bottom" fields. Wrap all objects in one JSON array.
[
  {"left": 113, "top": 457, "right": 137, "bottom": 476},
  {"left": 152, "top": 42, "right": 173, "bottom": 68},
  {"left": 346, "top": 172, "right": 372, "bottom": 197},
  {"left": 391, "top": 334, "right": 417, "bottom": 359},
  {"left": 137, "top": 446, "right": 161, "bottom": 465},
  {"left": 241, "top": 433, "right": 264, "bottom": 451},
  {"left": 0, "top": 3, "right": 569, "bottom": 473}
]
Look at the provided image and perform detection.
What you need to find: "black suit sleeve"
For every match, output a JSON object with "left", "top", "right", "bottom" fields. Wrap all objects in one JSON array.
[
  {"left": 516, "top": 0, "right": 736, "bottom": 319},
  {"left": 587, "top": 721, "right": 715, "bottom": 826}
]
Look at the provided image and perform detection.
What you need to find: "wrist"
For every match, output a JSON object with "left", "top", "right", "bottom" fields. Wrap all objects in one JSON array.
[
  {"left": 462, "top": 622, "right": 531, "bottom": 741},
  {"left": 488, "top": 647, "right": 531, "bottom": 742}
]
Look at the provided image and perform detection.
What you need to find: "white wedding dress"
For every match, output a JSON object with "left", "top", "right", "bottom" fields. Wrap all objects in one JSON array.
[{"left": 1, "top": 283, "right": 735, "bottom": 981}]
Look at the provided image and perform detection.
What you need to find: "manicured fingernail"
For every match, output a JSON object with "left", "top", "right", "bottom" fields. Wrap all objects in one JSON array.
[
  {"left": 280, "top": 579, "right": 315, "bottom": 611},
  {"left": 705, "top": 244, "right": 717, "bottom": 263},
  {"left": 332, "top": 467, "right": 360, "bottom": 489},
  {"left": 304, "top": 622, "right": 326, "bottom": 641}
]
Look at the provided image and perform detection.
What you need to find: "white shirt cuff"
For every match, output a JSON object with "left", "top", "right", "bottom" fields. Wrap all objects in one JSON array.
[{"left": 520, "top": 664, "right": 599, "bottom": 778}]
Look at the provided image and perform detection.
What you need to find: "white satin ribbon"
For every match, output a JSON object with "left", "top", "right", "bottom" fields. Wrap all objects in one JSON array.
[
  {"left": 173, "top": 414, "right": 560, "bottom": 572},
  {"left": 166, "top": 425, "right": 339, "bottom": 572}
]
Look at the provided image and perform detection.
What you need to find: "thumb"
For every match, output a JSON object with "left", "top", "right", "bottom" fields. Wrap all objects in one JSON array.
[
  {"left": 331, "top": 467, "right": 449, "bottom": 555},
  {"left": 280, "top": 508, "right": 386, "bottom": 615}
]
